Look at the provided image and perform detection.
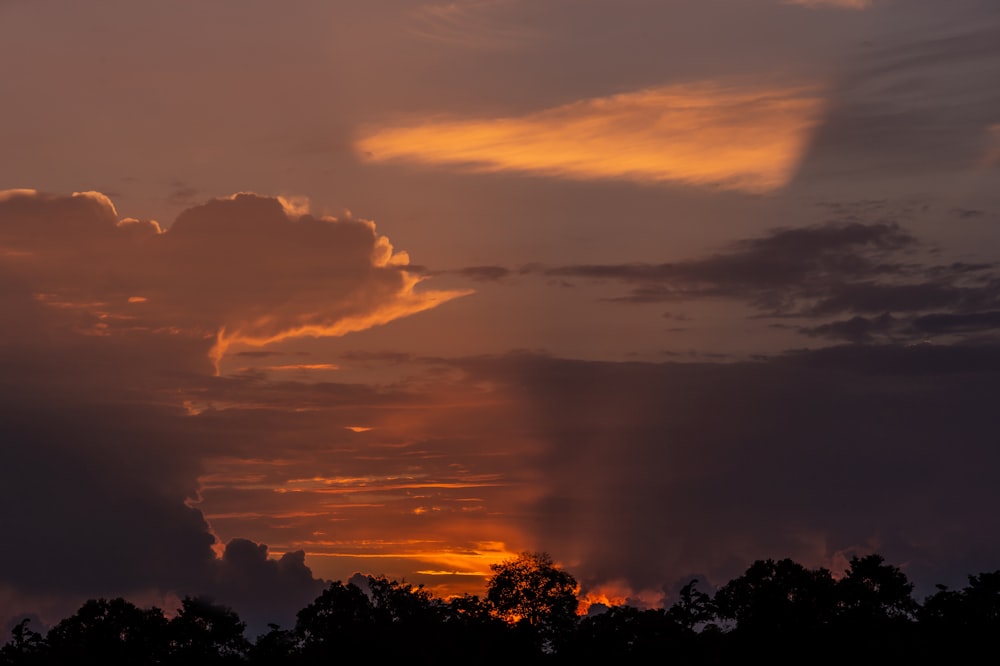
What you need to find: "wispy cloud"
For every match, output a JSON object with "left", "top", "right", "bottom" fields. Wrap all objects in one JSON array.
[
  {"left": 357, "top": 83, "right": 825, "bottom": 193},
  {"left": 408, "top": 0, "right": 533, "bottom": 50},
  {"left": 539, "top": 209, "right": 1000, "bottom": 344}
]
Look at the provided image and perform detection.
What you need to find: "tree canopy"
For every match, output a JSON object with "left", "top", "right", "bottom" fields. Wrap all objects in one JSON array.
[{"left": 5, "top": 553, "right": 1000, "bottom": 665}]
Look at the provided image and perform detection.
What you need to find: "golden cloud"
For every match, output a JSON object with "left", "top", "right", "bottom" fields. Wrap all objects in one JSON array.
[{"left": 356, "top": 82, "right": 825, "bottom": 192}]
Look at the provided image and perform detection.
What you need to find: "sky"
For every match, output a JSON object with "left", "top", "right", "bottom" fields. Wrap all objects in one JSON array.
[{"left": 2, "top": 0, "right": 1000, "bottom": 633}]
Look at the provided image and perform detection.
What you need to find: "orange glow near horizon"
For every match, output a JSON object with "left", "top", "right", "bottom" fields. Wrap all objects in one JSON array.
[
  {"left": 295, "top": 541, "right": 519, "bottom": 590},
  {"left": 578, "top": 587, "right": 630, "bottom": 615},
  {"left": 357, "top": 82, "right": 825, "bottom": 193}
]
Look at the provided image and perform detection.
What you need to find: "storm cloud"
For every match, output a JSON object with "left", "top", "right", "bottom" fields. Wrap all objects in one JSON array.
[
  {"left": 0, "top": 190, "right": 464, "bottom": 630},
  {"left": 452, "top": 346, "right": 1000, "bottom": 602}
]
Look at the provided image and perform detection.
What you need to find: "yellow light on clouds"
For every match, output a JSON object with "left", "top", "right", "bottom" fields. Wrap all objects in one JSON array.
[{"left": 357, "top": 83, "right": 825, "bottom": 193}]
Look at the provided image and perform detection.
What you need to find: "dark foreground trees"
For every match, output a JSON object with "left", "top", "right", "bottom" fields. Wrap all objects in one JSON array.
[
  {"left": 5, "top": 552, "right": 1000, "bottom": 665},
  {"left": 485, "top": 551, "right": 579, "bottom": 652}
]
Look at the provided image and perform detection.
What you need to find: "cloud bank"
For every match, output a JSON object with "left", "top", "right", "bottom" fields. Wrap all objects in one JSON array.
[{"left": 0, "top": 190, "right": 464, "bottom": 631}]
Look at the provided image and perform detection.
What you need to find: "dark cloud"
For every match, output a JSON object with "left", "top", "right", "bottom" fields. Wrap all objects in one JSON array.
[
  {"left": 453, "top": 346, "right": 1000, "bottom": 600},
  {"left": 0, "top": 190, "right": 462, "bottom": 629},
  {"left": 802, "top": 310, "right": 1000, "bottom": 343},
  {"left": 548, "top": 221, "right": 918, "bottom": 307},
  {"left": 212, "top": 539, "right": 326, "bottom": 636},
  {"left": 451, "top": 265, "right": 513, "bottom": 282},
  {"left": 166, "top": 180, "right": 202, "bottom": 207},
  {"left": 545, "top": 220, "right": 1000, "bottom": 343},
  {"left": 912, "top": 310, "right": 1000, "bottom": 335},
  {"left": 791, "top": 15, "right": 1000, "bottom": 182},
  {"left": 799, "top": 312, "right": 900, "bottom": 343},
  {"left": 0, "top": 286, "right": 212, "bottom": 613},
  {"left": 951, "top": 207, "right": 985, "bottom": 219}
]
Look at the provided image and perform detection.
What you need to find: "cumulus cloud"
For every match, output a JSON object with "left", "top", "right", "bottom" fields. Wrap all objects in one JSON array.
[
  {"left": 0, "top": 190, "right": 469, "bottom": 368},
  {"left": 0, "top": 189, "right": 464, "bottom": 629},
  {"left": 211, "top": 539, "right": 326, "bottom": 635}
]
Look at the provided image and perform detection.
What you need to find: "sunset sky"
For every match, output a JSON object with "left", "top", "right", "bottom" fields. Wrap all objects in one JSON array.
[{"left": 3, "top": 0, "right": 1000, "bottom": 633}]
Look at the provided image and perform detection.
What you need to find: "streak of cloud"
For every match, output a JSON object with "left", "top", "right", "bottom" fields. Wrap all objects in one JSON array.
[
  {"left": 542, "top": 217, "right": 1000, "bottom": 344},
  {"left": 357, "top": 83, "right": 825, "bottom": 193}
]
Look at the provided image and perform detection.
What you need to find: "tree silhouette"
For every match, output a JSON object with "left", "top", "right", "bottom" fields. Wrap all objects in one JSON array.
[
  {"left": 45, "top": 598, "right": 168, "bottom": 666},
  {"left": 247, "top": 623, "right": 298, "bottom": 666},
  {"left": 921, "top": 569, "right": 1000, "bottom": 662},
  {"left": 10, "top": 552, "right": 1000, "bottom": 664},
  {"left": 168, "top": 596, "right": 249, "bottom": 664},
  {"left": 837, "top": 554, "right": 917, "bottom": 621},
  {"left": 294, "top": 580, "right": 375, "bottom": 663},
  {"left": 570, "top": 605, "right": 691, "bottom": 660},
  {"left": 713, "top": 558, "right": 838, "bottom": 664},
  {"left": 831, "top": 554, "right": 918, "bottom": 660},
  {"left": 714, "top": 558, "right": 837, "bottom": 633},
  {"left": 0, "top": 619, "right": 46, "bottom": 666},
  {"left": 486, "top": 551, "right": 579, "bottom": 652},
  {"left": 665, "top": 578, "right": 715, "bottom": 631}
]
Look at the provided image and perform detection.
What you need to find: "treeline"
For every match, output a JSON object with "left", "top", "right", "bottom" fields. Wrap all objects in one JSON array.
[{"left": 3, "top": 552, "right": 999, "bottom": 665}]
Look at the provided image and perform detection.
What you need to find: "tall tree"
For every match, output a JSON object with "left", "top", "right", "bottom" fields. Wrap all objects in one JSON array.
[
  {"left": 486, "top": 551, "right": 579, "bottom": 652},
  {"left": 837, "top": 554, "right": 917, "bottom": 622},
  {"left": 168, "top": 596, "right": 249, "bottom": 664},
  {"left": 45, "top": 598, "right": 168, "bottom": 666}
]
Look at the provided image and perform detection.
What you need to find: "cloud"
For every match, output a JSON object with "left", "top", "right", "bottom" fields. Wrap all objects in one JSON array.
[
  {"left": 0, "top": 190, "right": 469, "bottom": 369},
  {"left": 212, "top": 539, "right": 326, "bottom": 636},
  {"left": 450, "top": 265, "right": 514, "bottom": 282},
  {"left": 451, "top": 347, "right": 1000, "bottom": 601},
  {"left": 0, "top": 189, "right": 464, "bottom": 629},
  {"left": 792, "top": 17, "right": 1000, "bottom": 182},
  {"left": 802, "top": 310, "right": 1000, "bottom": 343},
  {"left": 356, "top": 83, "right": 824, "bottom": 193},
  {"left": 0, "top": 287, "right": 219, "bottom": 625},
  {"left": 543, "top": 216, "right": 1000, "bottom": 343}
]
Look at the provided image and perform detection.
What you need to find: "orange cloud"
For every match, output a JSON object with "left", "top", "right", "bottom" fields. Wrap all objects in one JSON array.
[
  {"left": 356, "top": 83, "right": 824, "bottom": 192},
  {"left": 0, "top": 190, "right": 470, "bottom": 371}
]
